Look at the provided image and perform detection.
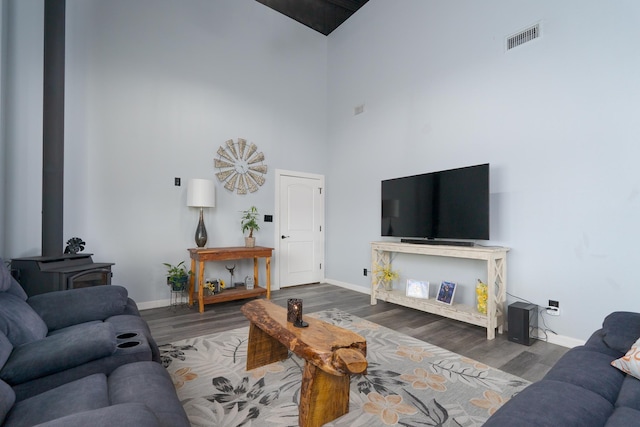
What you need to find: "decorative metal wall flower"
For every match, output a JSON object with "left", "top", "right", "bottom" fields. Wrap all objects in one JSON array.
[{"left": 214, "top": 138, "right": 268, "bottom": 194}]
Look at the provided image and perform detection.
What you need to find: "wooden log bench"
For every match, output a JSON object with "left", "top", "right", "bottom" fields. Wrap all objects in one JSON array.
[{"left": 241, "top": 299, "right": 367, "bottom": 427}]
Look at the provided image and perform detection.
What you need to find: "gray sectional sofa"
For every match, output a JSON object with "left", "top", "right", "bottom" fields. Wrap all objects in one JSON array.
[
  {"left": 485, "top": 311, "right": 640, "bottom": 426},
  {"left": 0, "top": 259, "right": 189, "bottom": 426}
]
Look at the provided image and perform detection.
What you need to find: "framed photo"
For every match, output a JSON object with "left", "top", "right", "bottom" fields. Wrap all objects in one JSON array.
[
  {"left": 436, "top": 281, "right": 457, "bottom": 305},
  {"left": 406, "top": 279, "right": 429, "bottom": 299}
]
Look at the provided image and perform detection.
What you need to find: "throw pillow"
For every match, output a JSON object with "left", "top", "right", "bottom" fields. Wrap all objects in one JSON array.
[{"left": 612, "top": 337, "right": 640, "bottom": 380}]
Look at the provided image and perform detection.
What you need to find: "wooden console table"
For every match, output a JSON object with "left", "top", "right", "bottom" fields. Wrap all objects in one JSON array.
[
  {"left": 188, "top": 246, "right": 273, "bottom": 313},
  {"left": 371, "top": 242, "right": 509, "bottom": 339}
]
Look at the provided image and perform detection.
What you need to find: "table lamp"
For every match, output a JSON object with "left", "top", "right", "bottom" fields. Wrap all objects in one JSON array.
[{"left": 187, "top": 178, "right": 216, "bottom": 247}]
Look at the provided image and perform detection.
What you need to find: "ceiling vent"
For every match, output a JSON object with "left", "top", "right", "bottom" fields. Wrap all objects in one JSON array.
[{"left": 506, "top": 23, "right": 540, "bottom": 51}]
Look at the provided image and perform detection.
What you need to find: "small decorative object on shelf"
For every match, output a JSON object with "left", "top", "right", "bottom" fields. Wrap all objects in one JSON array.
[
  {"left": 373, "top": 262, "right": 399, "bottom": 291},
  {"left": 245, "top": 275, "right": 255, "bottom": 290},
  {"left": 204, "top": 278, "right": 226, "bottom": 294},
  {"left": 241, "top": 206, "right": 260, "bottom": 247},
  {"left": 225, "top": 264, "right": 236, "bottom": 287},
  {"left": 64, "top": 237, "right": 85, "bottom": 254},
  {"left": 476, "top": 279, "right": 488, "bottom": 314},
  {"left": 406, "top": 279, "right": 430, "bottom": 299},
  {"left": 436, "top": 281, "right": 457, "bottom": 305},
  {"left": 287, "top": 298, "right": 308, "bottom": 328}
]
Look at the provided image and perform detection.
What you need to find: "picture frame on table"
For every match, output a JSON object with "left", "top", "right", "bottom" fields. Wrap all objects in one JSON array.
[
  {"left": 436, "top": 281, "right": 457, "bottom": 305},
  {"left": 406, "top": 279, "right": 430, "bottom": 299}
]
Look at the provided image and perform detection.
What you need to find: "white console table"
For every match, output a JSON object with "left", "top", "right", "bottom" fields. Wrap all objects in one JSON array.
[{"left": 370, "top": 242, "right": 509, "bottom": 339}]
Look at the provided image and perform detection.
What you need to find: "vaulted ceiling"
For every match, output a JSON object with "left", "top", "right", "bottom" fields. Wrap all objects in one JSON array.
[{"left": 256, "top": 0, "right": 369, "bottom": 36}]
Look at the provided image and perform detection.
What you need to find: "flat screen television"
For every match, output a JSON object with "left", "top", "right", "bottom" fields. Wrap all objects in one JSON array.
[{"left": 381, "top": 163, "right": 489, "bottom": 244}]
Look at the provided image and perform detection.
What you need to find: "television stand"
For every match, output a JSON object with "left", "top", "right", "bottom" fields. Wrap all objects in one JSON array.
[
  {"left": 371, "top": 242, "right": 509, "bottom": 339},
  {"left": 400, "top": 238, "right": 475, "bottom": 247}
]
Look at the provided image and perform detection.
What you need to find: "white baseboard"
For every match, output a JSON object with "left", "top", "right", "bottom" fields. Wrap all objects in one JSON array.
[
  {"left": 539, "top": 334, "right": 584, "bottom": 349},
  {"left": 324, "top": 278, "right": 583, "bottom": 349},
  {"left": 325, "top": 278, "right": 370, "bottom": 295},
  {"left": 137, "top": 299, "right": 171, "bottom": 310}
]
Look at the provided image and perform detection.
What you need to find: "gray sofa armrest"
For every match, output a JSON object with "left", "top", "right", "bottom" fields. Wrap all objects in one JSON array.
[
  {"left": 31, "top": 403, "right": 161, "bottom": 427},
  {"left": 0, "top": 323, "right": 116, "bottom": 384},
  {"left": 28, "top": 286, "right": 129, "bottom": 331}
]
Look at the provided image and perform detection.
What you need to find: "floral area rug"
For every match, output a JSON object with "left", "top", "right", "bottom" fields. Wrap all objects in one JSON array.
[{"left": 160, "top": 309, "right": 529, "bottom": 426}]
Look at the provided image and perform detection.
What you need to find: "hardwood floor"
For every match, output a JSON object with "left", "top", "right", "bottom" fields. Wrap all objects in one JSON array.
[{"left": 141, "top": 283, "right": 569, "bottom": 383}]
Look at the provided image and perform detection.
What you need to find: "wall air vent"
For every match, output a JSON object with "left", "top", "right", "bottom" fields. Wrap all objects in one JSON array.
[{"left": 506, "top": 23, "right": 540, "bottom": 51}]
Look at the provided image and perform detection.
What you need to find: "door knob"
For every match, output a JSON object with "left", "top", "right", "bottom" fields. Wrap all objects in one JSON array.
[{"left": 281, "top": 235, "right": 290, "bottom": 239}]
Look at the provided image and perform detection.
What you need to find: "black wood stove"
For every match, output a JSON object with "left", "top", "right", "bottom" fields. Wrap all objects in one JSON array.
[{"left": 11, "top": 254, "right": 114, "bottom": 297}]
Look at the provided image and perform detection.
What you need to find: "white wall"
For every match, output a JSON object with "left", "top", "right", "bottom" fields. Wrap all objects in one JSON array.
[
  {"left": 2, "top": 0, "right": 44, "bottom": 257},
  {"left": 3, "top": 0, "right": 639, "bottom": 343},
  {"left": 3, "top": 0, "right": 328, "bottom": 304},
  {"left": 325, "top": 0, "right": 640, "bottom": 341},
  {"left": 0, "top": 0, "right": 5, "bottom": 249}
]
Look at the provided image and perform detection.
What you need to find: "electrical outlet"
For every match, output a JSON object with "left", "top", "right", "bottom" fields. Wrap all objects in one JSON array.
[
  {"left": 547, "top": 300, "right": 560, "bottom": 316},
  {"left": 363, "top": 268, "right": 368, "bottom": 276},
  {"left": 174, "top": 177, "right": 181, "bottom": 186}
]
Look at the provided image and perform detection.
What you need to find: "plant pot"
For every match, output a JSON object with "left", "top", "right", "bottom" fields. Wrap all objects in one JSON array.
[
  {"left": 245, "top": 237, "right": 255, "bottom": 248},
  {"left": 168, "top": 275, "right": 188, "bottom": 291}
]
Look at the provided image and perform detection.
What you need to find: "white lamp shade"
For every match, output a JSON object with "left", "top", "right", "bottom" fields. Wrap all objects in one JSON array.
[{"left": 187, "top": 179, "right": 216, "bottom": 208}]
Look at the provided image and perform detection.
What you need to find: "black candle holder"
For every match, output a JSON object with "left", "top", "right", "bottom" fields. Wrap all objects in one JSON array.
[{"left": 287, "top": 298, "right": 308, "bottom": 328}]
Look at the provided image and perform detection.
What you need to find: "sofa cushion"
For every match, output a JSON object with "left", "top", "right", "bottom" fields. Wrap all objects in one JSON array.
[
  {"left": 0, "top": 259, "right": 27, "bottom": 300},
  {"left": 28, "top": 286, "right": 129, "bottom": 331},
  {"left": 614, "top": 375, "right": 640, "bottom": 411},
  {"left": 602, "top": 312, "right": 640, "bottom": 354},
  {"left": 0, "top": 322, "right": 116, "bottom": 385},
  {"left": 0, "top": 259, "right": 11, "bottom": 292},
  {"left": 544, "top": 347, "right": 625, "bottom": 403},
  {"left": 484, "top": 380, "right": 614, "bottom": 427},
  {"left": 3, "top": 373, "right": 109, "bottom": 427},
  {"left": 46, "top": 320, "right": 102, "bottom": 337},
  {"left": 0, "top": 293, "right": 48, "bottom": 346},
  {"left": 605, "top": 407, "right": 640, "bottom": 427},
  {"left": 0, "top": 379, "right": 15, "bottom": 425},
  {"left": 108, "top": 361, "right": 190, "bottom": 427},
  {"left": 0, "top": 331, "right": 13, "bottom": 370},
  {"left": 31, "top": 403, "right": 162, "bottom": 427}
]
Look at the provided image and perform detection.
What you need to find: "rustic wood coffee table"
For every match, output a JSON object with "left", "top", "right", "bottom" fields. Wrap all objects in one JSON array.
[{"left": 241, "top": 300, "right": 367, "bottom": 427}]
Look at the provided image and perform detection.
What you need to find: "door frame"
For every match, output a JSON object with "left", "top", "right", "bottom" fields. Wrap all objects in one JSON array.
[{"left": 274, "top": 169, "right": 325, "bottom": 290}]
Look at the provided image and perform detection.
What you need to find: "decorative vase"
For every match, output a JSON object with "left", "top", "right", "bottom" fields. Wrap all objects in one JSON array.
[
  {"left": 383, "top": 280, "right": 394, "bottom": 291},
  {"left": 476, "top": 279, "right": 488, "bottom": 314},
  {"left": 194, "top": 208, "right": 208, "bottom": 248},
  {"left": 245, "top": 237, "right": 255, "bottom": 247}
]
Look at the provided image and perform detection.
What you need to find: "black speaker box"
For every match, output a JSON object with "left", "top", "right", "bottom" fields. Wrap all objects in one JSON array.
[{"left": 508, "top": 302, "right": 538, "bottom": 346}]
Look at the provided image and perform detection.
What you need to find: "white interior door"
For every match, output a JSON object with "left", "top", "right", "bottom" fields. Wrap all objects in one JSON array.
[{"left": 276, "top": 171, "right": 324, "bottom": 288}]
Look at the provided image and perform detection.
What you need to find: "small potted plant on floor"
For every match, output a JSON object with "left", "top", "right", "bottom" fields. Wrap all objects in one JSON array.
[
  {"left": 241, "top": 206, "right": 260, "bottom": 247},
  {"left": 163, "top": 261, "right": 191, "bottom": 291}
]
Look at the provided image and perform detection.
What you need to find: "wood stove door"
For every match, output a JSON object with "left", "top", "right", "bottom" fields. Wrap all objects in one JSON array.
[{"left": 67, "top": 268, "right": 112, "bottom": 289}]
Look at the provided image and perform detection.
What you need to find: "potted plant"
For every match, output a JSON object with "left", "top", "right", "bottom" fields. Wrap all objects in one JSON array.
[
  {"left": 163, "top": 261, "right": 191, "bottom": 291},
  {"left": 373, "top": 262, "right": 399, "bottom": 291},
  {"left": 241, "top": 206, "right": 260, "bottom": 247}
]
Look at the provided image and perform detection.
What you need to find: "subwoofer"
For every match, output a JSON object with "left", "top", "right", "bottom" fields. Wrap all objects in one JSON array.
[{"left": 508, "top": 302, "right": 538, "bottom": 346}]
